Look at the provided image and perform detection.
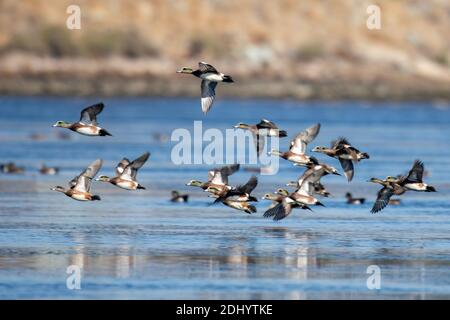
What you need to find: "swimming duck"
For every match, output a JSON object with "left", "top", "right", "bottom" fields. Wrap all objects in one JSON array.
[
  {"left": 312, "top": 137, "right": 369, "bottom": 182},
  {"left": 51, "top": 159, "right": 102, "bottom": 201},
  {"left": 186, "top": 164, "right": 240, "bottom": 195},
  {"left": 269, "top": 123, "right": 321, "bottom": 166},
  {"left": 39, "top": 163, "right": 59, "bottom": 175},
  {"left": 170, "top": 190, "right": 189, "bottom": 203},
  {"left": 177, "top": 62, "right": 234, "bottom": 114},
  {"left": 345, "top": 192, "right": 365, "bottom": 205},
  {"left": 53, "top": 102, "right": 112, "bottom": 137},
  {"left": 96, "top": 152, "right": 150, "bottom": 190},
  {"left": 209, "top": 175, "right": 258, "bottom": 203},
  {"left": 398, "top": 160, "right": 436, "bottom": 192},
  {"left": 234, "top": 119, "right": 287, "bottom": 155},
  {"left": 0, "top": 162, "right": 25, "bottom": 174},
  {"left": 369, "top": 177, "right": 407, "bottom": 213}
]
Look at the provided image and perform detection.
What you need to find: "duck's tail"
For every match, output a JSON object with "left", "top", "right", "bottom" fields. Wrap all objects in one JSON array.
[
  {"left": 91, "top": 195, "right": 101, "bottom": 201},
  {"left": 222, "top": 75, "right": 234, "bottom": 83},
  {"left": 99, "top": 129, "right": 112, "bottom": 136},
  {"left": 245, "top": 205, "right": 257, "bottom": 214},
  {"left": 426, "top": 185, "right": 436, "bottom": 192},
  {"left": 361, "top": 152, "right": 370, "bottom": 160},
  {"left": 137, "top": 184, "right": 146, "bottom": 190}
]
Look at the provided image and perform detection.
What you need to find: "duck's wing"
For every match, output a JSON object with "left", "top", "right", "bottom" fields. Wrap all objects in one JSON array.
[
  {"left": 120, "top": 152, "right": 150, "bottom": 181},
  {"left": 200, "top": 80, "right": 218, "bottom": 114},
  {"left": 289, "top": 123, "right": 321, "bottom": 154},
  {"left": 331, "top": 137, "right": 350, "bottom": 149},
  {"left": 198, "top": 62, "right": 219, "bottom": 74},
  {"left": 79, "top": 102, "right": 104, "bottom": 125},
  {"left": 115, "top": 158, "right": 131, "bottom": 177},
  {"left": 208, "top": 164, "right": 240, "bottom": 185},
  {"left": 256, "top": 119, "right": 278, "bottom": 129},
  {"left": 339, "top": 158, "right": 354, "bottom": 182},
  {"left": 405, "top": 159, "right": 424, "bottom": 183},
  {"left": 71, "top": 159, "right": 103, "bottom": 192},
  {"left": 263, "top": 200, "right": 293, "bottom": 221},
  {"left": 295, "top": 179, "right": 314, "bottom": 196},
  {"left": 371, "top": 187, "right": 394, "bottom": 213},
  {"left": 236, "top": 175, "right": 258, "bottom": 194}
]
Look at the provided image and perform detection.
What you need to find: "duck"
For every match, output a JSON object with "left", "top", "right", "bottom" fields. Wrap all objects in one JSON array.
[
  {"left": 39, "top": 163, "right": 59, "bottom": 175},
  {"left": 287, "top": 157, "right": 339, "bottom": 197},
  {"left": 96, "top": 152, "right": 150, "bottom": 190},
  {"left": 345, "top": 192, "right": 365, "bottom": 205},
  {"left": 208, "top": 175, "right": 258, "bottom": 203},
  {"left": 0, "top": 162, "right": 25, "bottom": 174},
  {"left": 53, "top": 102, "right": 112, "bottom": 137},
  {"left": 269, "top": 123, "right": 321, "bottom": 166},
  {"left": 234, "top": 119, "right": 287, "bottom": 155},
  {"left": 186, "top": 164, "right": 240, "bottom": 195},
  {"left": 369, "top": 177, "right": 407, "bottom": 213},
  {"left": 263, "top": 186, "right": 314, "bottom": 221},
  {"left": 398, "top": 160, "right": 436, "bottom": 192},
  {"left": 312, "top": 137, "right": 369, "bottom": 182},
  {"left": 170, "top": 190, "right": 189, "bottom": 203},
  {"left": 51, "top": 159, "right": 102, "bottom": 201},
  {"left": 177, "top": 62, "right": 234, "bottom": 114}
]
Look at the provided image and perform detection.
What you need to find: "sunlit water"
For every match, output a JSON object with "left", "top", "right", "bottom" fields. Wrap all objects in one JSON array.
[{"left": 0, "top": 97, "right": 449, "bottom": 299}]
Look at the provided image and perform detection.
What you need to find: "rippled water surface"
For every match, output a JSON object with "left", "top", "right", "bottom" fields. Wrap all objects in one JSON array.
[{"left": 0, "top": 97, "right": 449, "bottom": 299}]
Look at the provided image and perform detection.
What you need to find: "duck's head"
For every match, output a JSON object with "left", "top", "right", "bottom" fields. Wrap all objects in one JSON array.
[
  {"left": 95, "top": 175, "right": 110, "bottom": 182},
  {"left": 234, "top": 122, "right": 250, "bottom": 129},
  {"left": 51, "top": 186, "right": 66, "bottom": 193},
  {"left": 52, "top": 121, "right": 71, "bottom": 128},
  {"left": 177, "top": 67, "right": 193, "bottom": 74},
  {"left": 186, "top": 180, "right": 202, "bottom": 187},
  {"left": 171, "top": 190, "right": 180, "bottom": 197},
  {"left": 262, "top": 193, "right": 277, "bottom": 200},
  {"left": 276, "top": 188, "right": 289, "bottom": 196},
  {"left": 345, "top": 192, "right": 352, "bottom": 198},
  {"left": 312, "top": 146, "right": 326, "bottom": 152},
  {"left": 369, "top": 177, "right": 384, "bottom": 184},
  {"left": 385, "top": 176, "right": 397, "bottom": 182}
]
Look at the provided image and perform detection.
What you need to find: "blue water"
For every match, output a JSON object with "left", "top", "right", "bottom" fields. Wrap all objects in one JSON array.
[{"left": 0, "top": 97, "right": 449, "bottom": 299}]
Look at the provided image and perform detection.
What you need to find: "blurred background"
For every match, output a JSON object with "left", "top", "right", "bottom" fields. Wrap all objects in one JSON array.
[{"left": 0, "top": 0, "right": 449, "bottom": 100}]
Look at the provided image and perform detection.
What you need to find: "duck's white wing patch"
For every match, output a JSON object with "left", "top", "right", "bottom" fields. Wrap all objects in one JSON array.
[
  {"left": 201, "top": 80, "right": 217, "bottom": 114},
  {"left": 119, "top": 152, "right": 149, "bottom": 181},
  {"left": 115, "top": 158, "right": 130, "bottom": 176},
  {"left": 72, "top": 159, "right": 103, "bottom": 192}
]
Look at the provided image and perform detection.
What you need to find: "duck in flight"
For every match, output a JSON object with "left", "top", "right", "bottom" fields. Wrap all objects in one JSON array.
[
  {"left": 96, "top": 152, "right": 150, "bottom": 190},
  {"left": 399, "top": 160, "right": 436, "bottom": 192},
  {"left": 186, "top": 164, "right": 240, "bottom": 196},
  {"left": 234, "top": 119, "right": 287, "bottom": 155},
  {"left": 269, "top": 123, "right": 321, "bottom": 166},
  {"left": 177, "top": 62, "right": 234, "bottom": 114},
  {"left": 53, "top": 102, "right": 112, "bottom": 136},
  {"left": 312, "top": 137, "right": 369, "bottom": 182},
  {"left": 51, "top": 159, "right": 102, "bottom": 201}
]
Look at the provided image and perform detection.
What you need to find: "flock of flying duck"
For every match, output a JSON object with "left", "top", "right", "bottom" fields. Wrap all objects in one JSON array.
[{"left": 29, "top": 62, "right": 435, "bottom": 221}]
